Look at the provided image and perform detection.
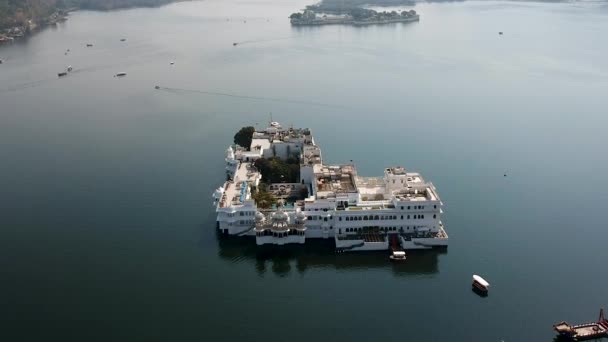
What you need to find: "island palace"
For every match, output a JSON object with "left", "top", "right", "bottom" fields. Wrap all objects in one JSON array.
[{"left": 213, "top": 122, "right": 448, "bottom": 252}]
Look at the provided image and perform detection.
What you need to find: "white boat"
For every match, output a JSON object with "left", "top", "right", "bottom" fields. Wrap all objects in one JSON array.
[
  {"left": 390, "top": 251, "right": 407, "bottom": 261},
  {"left": 472, "top": 274, "right": 490, "bottom": 292}
]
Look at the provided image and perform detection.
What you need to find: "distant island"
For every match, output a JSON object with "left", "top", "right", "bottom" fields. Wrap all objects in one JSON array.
[
  {"left": 289, "top": 0, "right": 420, "bottom": 26},
  {"left": 290, "top": 8, "right": 419, "bottom": 26},
  {"left": 306, "top": 0, "right": 415, "bottom": 14},
  {"left": 0, "top": 0, "right": 185, "bottom": 44}
]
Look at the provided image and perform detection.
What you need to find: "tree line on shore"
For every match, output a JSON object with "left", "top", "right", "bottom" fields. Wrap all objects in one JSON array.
[{"left": 0, "top": 0, "right": 180, "bottom": 29}]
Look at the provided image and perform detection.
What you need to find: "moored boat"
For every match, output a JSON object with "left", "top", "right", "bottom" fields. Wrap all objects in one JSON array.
[
  {"left": 553, "top": 309, "right": 608, "bottom": 340},
  {"left": 390, "top": 251, "right": 407, "bottom": 261},
  {"left": 115, "top": 72, "right": 127, "bottom": 77},
  {"left": 472, "top": 274, "right": 490, "bottom": 292}
]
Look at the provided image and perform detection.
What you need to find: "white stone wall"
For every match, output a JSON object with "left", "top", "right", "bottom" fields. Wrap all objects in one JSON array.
[{"left": 256, "top": 235, "right": 305, "bottom": 245}]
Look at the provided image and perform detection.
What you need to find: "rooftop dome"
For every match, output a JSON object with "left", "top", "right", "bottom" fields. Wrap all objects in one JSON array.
[
  {"left": 255, "top": 211, "right": 265, "bottom": 222},
  {"left": 272, "top": 209, "right": 289, "bottom": 222}
]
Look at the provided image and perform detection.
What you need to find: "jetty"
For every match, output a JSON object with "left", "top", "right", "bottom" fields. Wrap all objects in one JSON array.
[{"left": 553, "top": 308, "right": 608, "bottom": 341}]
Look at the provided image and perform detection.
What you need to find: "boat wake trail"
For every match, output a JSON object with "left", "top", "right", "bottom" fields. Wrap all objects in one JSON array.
[
  {"left": 155, "top": 86, "right": 348, "bottom": 109},
  {"left": 233, "top": 36, "right": 293, "bottom": 46},
  {"left": 0, "top": 78, "right": 57, "bottom": 94}
]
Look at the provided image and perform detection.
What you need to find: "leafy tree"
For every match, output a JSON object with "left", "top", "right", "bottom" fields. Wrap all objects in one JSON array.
[
  {"left": 252, "top": 187, "right": 276, "bottom": 209},
  {"left": 233, "top": 126, "right": 255, "bottom": 150},
  {"left": 254, "top": 157, "right": 300, "bottom": 183}
]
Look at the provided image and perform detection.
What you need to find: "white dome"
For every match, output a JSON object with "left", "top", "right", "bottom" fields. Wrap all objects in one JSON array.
[
  {"left": 226, "top": 146, "right": 235, "bottom": 160},
  {"left": 296, "top": 209, "right": 306, "bottom": 220},
  {"left": 255, "top": 211, "right": 265, "bottom": 222},
  {"left": 212, "top": 187, "right": 224, "bottom": 200},
  {"left": 272, "top": 210, "right": 289, "bottom": 222}
]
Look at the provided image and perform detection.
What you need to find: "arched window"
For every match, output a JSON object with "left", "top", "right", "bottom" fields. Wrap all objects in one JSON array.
[
  {"left": 364, "top": 216, "right": 368, "bottom": 220},
  {"left": 433, "top": 214, "right": 436, "bottom": 219},
  {"left": 374, "top": 215, "right": 379, "bottom": 220}
]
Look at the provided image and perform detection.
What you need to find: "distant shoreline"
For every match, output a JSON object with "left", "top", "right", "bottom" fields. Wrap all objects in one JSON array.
[{"left": 0, "top": 0, "right": 188, "bottom": 46}]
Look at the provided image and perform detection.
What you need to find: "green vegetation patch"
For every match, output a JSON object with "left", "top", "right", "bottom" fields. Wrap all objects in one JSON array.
[
  {"left": 254, "top": 157, "right": 300, "bottom": 184},
  {"left": 233, "top": 126, "right": 255, "bottom": 150}
]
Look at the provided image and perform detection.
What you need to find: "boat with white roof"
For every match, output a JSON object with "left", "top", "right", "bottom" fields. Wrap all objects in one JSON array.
[
  {"left": 390, "top": 251, "right": 407, "bottom": 261},
  {"left": 213, "top": 121, "right": 448, "bottom": 252},
  {"left": 472, "top": 275, "right": 490, "bottom": 293}
]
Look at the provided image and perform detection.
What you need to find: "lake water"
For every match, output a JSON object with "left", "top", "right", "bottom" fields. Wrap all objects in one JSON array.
[{"left": 1, "top": 0, "right": 607, "bottom": 340}]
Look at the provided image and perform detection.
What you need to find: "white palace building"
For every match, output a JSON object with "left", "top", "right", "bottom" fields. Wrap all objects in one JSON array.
[{"left": 213, "top": 122, "right": 448, "bottom": 252}]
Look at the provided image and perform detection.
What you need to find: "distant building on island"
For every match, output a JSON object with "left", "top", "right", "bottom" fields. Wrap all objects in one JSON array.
[{"left": 289, "top": 8, "right": 419, "bottom": 26}]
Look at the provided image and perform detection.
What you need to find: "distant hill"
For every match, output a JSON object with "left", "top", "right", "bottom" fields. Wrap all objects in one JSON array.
[
  {"left": 61, "top": 0, "right": 181, "bottom": 11},
  {"left": 0, "top": 0, "right": 181, "bottom": 29},
  {"left": 308, "top": 0, "right": 566, "bottom": 12}
]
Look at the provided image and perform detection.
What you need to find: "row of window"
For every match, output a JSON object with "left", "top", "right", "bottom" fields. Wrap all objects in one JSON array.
[
  {"left": 239, "top": 211, "right": 254, "bottom": 217},
  {"left": 399, "top": 205, "right": 437, "bottom": 210},
  {"left": 238, "top": 220, "right": 254, "bottom": 225},
  {"left": 342, "top": 226, "right": 417, "bottom": 233},
  {"left": 342, "top": 215, "right": 396, "bottom": 221},
  {"left": 256, "top": 230, "right": 305, "bottom": 237},
  {"left": 308, "top": 216, "right": 332, "bottom": 221},
  {"left": 307, "top": 205, "right": 437, "bottom": 212},
  {"left": 339, "top": 214, "right": 435, "bottom": 221}
]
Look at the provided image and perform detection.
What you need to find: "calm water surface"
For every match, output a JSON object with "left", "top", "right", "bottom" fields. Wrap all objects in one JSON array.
[{"left": 1, "top": 0, "right": 607, "bottom": 340}]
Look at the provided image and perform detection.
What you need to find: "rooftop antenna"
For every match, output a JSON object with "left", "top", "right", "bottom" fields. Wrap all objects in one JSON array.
[{"left": 270, "top": 112, "right": 273, "bottom": 124}]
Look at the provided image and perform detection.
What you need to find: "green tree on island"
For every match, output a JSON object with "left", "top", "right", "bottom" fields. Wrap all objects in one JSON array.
[
  {"left": 233, "top": 126, "right": 255, "bottom": 150},
  {"left": 252, "top": 185, "right": 277, "bottom": 209},
  {"left": 254, "top": 157, "right": 300, "bottom": 183}
]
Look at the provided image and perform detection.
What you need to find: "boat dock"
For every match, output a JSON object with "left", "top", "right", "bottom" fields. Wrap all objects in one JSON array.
[{"left": 554, "top": 308, "right": 608, "bottom": 341}]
